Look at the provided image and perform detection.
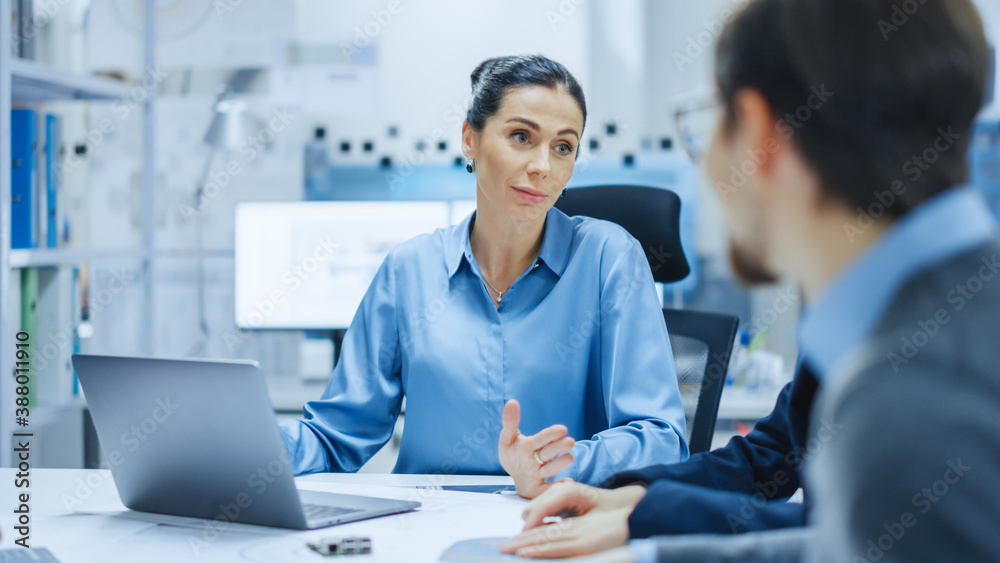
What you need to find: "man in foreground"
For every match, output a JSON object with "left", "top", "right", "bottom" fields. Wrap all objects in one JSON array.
[{"left": 500, "top": 0, "right": 1000, "bottom": 560}]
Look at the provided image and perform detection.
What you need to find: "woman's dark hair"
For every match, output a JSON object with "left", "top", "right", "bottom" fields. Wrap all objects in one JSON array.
[
  {"left": 715, "top": 0, "right": 989, "bottom": 217},
  {"left": 466, "top": 55, "right": 587, "bottom": 135}
]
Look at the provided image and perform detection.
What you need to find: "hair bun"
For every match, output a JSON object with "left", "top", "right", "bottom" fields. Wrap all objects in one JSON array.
[
  {"left": 465, "top": 54, "right": 586, "bottom": 134},
  {"left": 471, "top": 57, "right": 505, "bottom": 90}
]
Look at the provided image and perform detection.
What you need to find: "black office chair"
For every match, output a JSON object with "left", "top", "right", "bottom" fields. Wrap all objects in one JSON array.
[
  {"left": 555, "top": 185, "right": 739, "bottom": 454},
  {"left": 556, "top": 185, "right": 689, "bottom": 283},
  {"left": 661, "top": 308, "right": 738, "bottom": 454}
]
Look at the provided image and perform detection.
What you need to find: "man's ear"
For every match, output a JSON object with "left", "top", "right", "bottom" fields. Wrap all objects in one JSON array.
[
  {"left": 731, "top": 89, "right": 783, "bottom": 178},
  {"left": 462, "top": 121, "right": 477, "bottom": 160}
]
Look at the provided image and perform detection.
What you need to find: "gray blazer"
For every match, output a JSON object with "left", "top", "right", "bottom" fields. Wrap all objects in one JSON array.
[
  {"left": 807, "top": 239, "right": 1000, "bottom": 562},
  {"left": 650, "top": 240, "right": 1000, "bottom": 562}
]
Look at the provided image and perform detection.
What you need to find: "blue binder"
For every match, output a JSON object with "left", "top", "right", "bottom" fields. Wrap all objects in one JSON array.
[
  {"left": 11, "top": 109, "right": 38, "bottom": 249},
  {"left": 45, "top": 114, "right": 59, "bottom": 248}
]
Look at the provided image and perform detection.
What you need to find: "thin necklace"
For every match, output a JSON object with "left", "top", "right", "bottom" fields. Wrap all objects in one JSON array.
[{"left": 482, "top": 276, "right": 509, "bottom": 303}]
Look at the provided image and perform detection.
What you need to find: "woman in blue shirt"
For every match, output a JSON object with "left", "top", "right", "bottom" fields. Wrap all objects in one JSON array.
[{"left": 280, "top": 55, "right": 688, "bottom": 498}]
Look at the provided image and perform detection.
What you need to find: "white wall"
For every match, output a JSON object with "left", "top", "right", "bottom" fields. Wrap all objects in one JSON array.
[
  {"left": 292, "top": 0, "right": 591, "bottom": 166},
  {"left": 585, "top": 0, "right": 645, "bottom": 154},
  {"left": 643, "top": 0, "right": 740, "bottom": 261},
  {"left": 70, "top": 0, "right": 996, "bottom": 370}
]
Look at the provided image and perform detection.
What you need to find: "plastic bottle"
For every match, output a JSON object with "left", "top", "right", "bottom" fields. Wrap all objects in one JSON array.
[
  {"left": 304, "top": 126, "right": 329, "bottom": 199},
  {"left": 726, "top": 330, "right": 752, "bottom": 387}
]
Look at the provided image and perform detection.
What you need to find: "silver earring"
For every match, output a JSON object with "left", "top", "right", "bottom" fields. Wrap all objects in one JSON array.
[{"left": 466, "top": 159, "right": 475, "bottom": 173}]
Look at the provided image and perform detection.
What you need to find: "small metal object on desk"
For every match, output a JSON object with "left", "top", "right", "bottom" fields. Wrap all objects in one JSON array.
[{"left": 307, "top": 536, "right": 372, "bottom": 556}]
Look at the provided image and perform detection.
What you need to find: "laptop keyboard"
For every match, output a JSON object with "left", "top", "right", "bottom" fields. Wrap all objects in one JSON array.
[{"left": 303, "top": 503, "right": 364, "bottom": 521}]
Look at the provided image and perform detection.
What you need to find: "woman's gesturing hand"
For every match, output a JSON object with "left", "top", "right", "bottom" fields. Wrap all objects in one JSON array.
[{"left": 498, "top": 400, "right": 576, "bottom": 499}]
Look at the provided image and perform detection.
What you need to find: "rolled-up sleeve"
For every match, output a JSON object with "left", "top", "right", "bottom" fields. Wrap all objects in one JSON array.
[
  {"left": 559, "top": 237, "right": 689, "bottom": 484},
  {"left": 279, "top": 250, "right": 404, "bottom": 475}
]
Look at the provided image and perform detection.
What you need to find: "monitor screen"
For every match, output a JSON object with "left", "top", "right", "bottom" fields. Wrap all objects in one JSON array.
[{"left": 235, "top": 201, "right": 474, "bottom": 329}]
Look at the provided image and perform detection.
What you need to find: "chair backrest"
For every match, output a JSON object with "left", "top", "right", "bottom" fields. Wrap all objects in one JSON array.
[
  {"left": 662, "top": 307, "right": 739, "bottom": 454},
  {"left": 556, "top": 185, "right": 738, "bottom": 454},
  {"left": 554, "top": 185, "right": 690, "bottom": 283}
]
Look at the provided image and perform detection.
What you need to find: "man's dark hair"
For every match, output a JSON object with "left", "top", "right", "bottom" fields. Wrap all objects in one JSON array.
[
  {"left": 716, "top": 0, "right": 990, "bottom": 216},
  {"left": 466, "top": 54, "right": 587, "bottom": 138}
]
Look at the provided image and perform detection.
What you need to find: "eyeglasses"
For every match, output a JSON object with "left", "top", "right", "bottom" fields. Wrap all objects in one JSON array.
[{"left": 674, "top": 98, "right": 723, "bottom": 164}]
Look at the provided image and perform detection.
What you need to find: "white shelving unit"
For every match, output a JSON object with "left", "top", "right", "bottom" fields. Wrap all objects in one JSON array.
[
  {"left": 0, "top": 0, "right": 157, "bottom": 468},
  {"left": 10, "top": 58, "right": 133, "bottom": 102},
  {"left": 8, "top": 248, "right": 234, "bottom": 269},
  {"left": 9, "top": 249, "right": 147, "bottom": 269}
]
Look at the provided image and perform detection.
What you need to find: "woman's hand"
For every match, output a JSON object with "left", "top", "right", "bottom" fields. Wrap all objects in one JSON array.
[{"left": 498, "top": 400, "right": 576, "bottom": 499}]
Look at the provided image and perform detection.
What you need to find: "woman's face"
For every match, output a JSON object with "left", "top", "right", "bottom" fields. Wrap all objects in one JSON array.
[{"left": 463, "top": 86, "right": 584, "bottom": 224}]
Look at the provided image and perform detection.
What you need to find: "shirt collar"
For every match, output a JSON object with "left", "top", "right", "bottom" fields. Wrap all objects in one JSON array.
[
  {"left": 445, "top": 207, "right": 574, "bottom": 279},
  {"left": 798, "top": 187, "right": 998, "bottom": 380},
  {"left": 444, "top": 211, "right": 474, "bottom": 278}
]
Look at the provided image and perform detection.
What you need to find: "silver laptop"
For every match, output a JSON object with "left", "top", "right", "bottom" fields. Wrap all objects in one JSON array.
[{"left": 72, "top": 354, "right": 420, "bottom": 530}]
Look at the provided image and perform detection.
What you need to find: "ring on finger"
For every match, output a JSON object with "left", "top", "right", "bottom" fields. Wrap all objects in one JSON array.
[{"left": 533, "top": 449, "right": 545, "bottom": 466}]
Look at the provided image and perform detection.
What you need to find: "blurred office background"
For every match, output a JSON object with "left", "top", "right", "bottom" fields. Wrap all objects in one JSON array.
[{"left": 2, "top": 0, "right": 998, "bottom": 470}]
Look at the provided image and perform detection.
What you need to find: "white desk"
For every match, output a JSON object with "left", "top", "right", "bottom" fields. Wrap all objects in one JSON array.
[{"left": 0, "top": 469, "right": 529, "bottom": 562}]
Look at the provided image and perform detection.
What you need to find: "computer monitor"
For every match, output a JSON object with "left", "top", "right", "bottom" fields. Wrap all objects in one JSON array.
[{"left": 234, "top": 201, "right": 474, "bottom": 329}]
